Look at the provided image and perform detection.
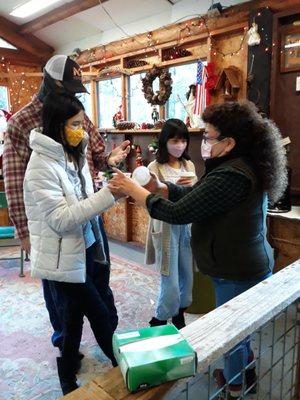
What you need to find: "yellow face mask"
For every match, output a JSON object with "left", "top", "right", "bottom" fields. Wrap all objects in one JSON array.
[{"left": 64, "top": 125, "right": 84, "bottom": 147}]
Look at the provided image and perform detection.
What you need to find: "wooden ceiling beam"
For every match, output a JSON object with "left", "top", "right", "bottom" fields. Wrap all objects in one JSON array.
[
  {"left": 19, "top": 0, "right": 109, "bottom": 34},
  {"left": 0, "top": 49, "right": 43, "bottom": 66},
  {"left": 225, "top": 0, "right": 300, "bottom": 14},
  {"left": 0, "top": 16, "right": 53, "bottom": 62}
]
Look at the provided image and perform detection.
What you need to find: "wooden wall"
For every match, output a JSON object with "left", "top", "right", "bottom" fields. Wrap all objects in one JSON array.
[
  {"left": 78, "top": 0, "right": 300, "bottom": 244},
  {"left": 211, "top": 31, "right": 248, "bottom": 102},
  {"left": 0, "top": 64, "right": 42, "bottom": 113},
  {"left": 76, "top": 0, "right": 300, "bottom": 68}
]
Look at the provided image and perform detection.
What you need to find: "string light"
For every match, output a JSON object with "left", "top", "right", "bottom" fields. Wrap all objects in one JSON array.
[
  {"left": 1, "top": 5, "right": 277, "bottom": 111},
  {"left": 81, "top": 10, "right": 253, "bottom": 66}
]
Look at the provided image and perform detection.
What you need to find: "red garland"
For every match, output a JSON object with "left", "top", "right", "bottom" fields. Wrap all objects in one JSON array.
[{"left": 205, "top": 62, "right": 218, "bottom": 105}]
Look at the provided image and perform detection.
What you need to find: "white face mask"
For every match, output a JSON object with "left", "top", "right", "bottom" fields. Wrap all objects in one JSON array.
[
  {"left": 201, "top": 138, "right": 226, "bottom": 160},
  {"left": 167, "top": 142, "right": 187, "bottom": 158}
]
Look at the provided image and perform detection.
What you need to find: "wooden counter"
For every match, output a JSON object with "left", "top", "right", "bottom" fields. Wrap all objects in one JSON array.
[{"left": 267, "top": 206, "right": 300, "bottom": 272}]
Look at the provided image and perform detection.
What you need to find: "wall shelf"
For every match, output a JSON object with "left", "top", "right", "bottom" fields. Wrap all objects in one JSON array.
[{"left": 101, "top": 128, "right": 204, "bottom": 135}]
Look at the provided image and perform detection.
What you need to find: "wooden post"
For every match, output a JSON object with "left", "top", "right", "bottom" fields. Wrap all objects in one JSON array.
[
  {"left": 90, "top": 79, "right": 98, "bottom": 126},
  {"left": 121, "top": 74, "right": 128, "bottom": 120},
  {"left": 120, "top": 64, "right": 132, "bottom": 243}
]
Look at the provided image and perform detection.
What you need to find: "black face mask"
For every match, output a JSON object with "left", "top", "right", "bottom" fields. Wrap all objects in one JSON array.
[{"left": 37, "top": 71, "right": 75, "bottom": 102}]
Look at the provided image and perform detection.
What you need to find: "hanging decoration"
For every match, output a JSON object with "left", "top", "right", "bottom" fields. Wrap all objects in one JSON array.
[
  {"left": 247, "top": 22, "right": 261, "bottom": 46},
  {"left": 205, "top": 62, "right": 218, "bottom": 105},
  {"left": 214, "top": 66, "right": 241, "bottom": 101},
  {"left": 141, "top": 65, "right": 172, "bottom": 106}
]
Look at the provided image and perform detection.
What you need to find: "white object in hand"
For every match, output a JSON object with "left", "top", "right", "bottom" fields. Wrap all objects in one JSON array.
[{"left": 132, "top": 166, "right": 151, "bottom": 186}]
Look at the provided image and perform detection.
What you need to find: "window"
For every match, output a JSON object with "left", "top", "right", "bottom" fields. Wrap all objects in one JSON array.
[
  {"left": 0, "top": 38, "right": 17, "bottom": 50},
  {"left": 97, "top": 77, "right": 122, "bottom": 128},
  {"left": 166, "top": 62, "right": 198, "bottom": 121},
  {"left": 128, "top": 73, "right": 159, "bottom": 125},
  {"left": 0, "top": 86, "right": 9, "bottom": 110},
  {"left": 77, "top": 82, "right": 92, "bottom": 120}
]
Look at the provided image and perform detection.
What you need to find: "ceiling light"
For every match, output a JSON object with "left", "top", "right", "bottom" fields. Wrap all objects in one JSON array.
[
  {"left": 10, "top": 0, "right": 61, "bottom": 18},
  {"left": 0, "top": 37, "right": 17, "bottom": 50}
]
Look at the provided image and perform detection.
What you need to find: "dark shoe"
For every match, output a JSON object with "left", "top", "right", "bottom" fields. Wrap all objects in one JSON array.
[
  {"left": 149, "top": 317, "right": 167, "bottom": 327},
  {"left": 111, "top": 355, "right": 118, "bottom": 367},
  {"left": 213, "top": 369, "right": 242, "bottom": 398},
  {"left": 56, "top": 356, "right": 79, "bottom": 395},
  {"left": 172, "top": 308, "right": 187, "bottom": 330},
  {"left": 213, "top": 368, "right": 226, "bottom": 389},
  {"left": 75, "top": 352, "right": 85, "bottom": 373}
]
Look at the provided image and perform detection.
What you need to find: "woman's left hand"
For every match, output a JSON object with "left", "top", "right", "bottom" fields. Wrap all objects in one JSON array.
[{"left": 108, "top": 168, "right": 139, "bottom": 197}]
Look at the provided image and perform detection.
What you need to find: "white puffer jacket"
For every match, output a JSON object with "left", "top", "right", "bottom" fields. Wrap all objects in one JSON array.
[{"left": 24, "top": 128, "right": 115, "bottom": 283}]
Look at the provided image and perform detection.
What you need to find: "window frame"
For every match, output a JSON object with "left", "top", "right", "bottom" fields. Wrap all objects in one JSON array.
[{"left": 0, "top": 85, "right": 10, "bottom": 111}]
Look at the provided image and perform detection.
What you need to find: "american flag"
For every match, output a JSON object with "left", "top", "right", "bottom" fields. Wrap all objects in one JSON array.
[{"left": 194, "top": 60, "right": 207, "bottom": 115}]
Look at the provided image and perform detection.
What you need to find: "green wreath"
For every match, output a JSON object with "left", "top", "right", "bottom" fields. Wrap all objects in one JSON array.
[{"left": 141, "top": 65, "right": 172, "bottom": 106}]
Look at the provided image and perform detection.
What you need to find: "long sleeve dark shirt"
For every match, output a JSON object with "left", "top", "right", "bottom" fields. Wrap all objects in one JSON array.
[{"left": 146, "top": 169, "right": 251, "bottom": 225}]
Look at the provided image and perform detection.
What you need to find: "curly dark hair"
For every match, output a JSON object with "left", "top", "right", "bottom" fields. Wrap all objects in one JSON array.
[
  {"left": 156, "top": 118, "right": 191, "bottom": 164},
  {"left": 202, "top": 101, "right": 287, "bottom": 203}
]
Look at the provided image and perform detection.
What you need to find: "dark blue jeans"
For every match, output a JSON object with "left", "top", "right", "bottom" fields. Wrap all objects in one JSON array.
[
  {"left": 212, "top": 271, "right": 272, "bottom": 385},
  {"left": 42, "top": 217, "right": 118, "bottom": 348},
  {"left": 51, "top": 243, "right": 117, "bottom": 364}
]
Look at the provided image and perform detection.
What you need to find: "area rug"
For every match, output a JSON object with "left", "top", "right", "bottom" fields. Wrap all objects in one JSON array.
[{"left": 0, "top": 249, "right": 168, "bottom": 400}]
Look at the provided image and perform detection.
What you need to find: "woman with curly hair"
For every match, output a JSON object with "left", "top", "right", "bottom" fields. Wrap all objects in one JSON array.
[{"left": 108, "top": 101, "right": 287, "bottom": 399}]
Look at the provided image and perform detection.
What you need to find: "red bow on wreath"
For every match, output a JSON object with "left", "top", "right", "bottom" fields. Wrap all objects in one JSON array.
[{"left": 205, "top": 62, "right": 218, "bottom": 106}]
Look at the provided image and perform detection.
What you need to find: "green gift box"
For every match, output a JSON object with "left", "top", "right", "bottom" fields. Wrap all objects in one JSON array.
[{"left": 113, "top": 324, "right": 197, "bottom": 392}]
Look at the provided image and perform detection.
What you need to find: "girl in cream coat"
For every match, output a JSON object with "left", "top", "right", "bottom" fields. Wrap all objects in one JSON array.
[{"left": 145, "top": 119, "right": 197, "bottom": 329}]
